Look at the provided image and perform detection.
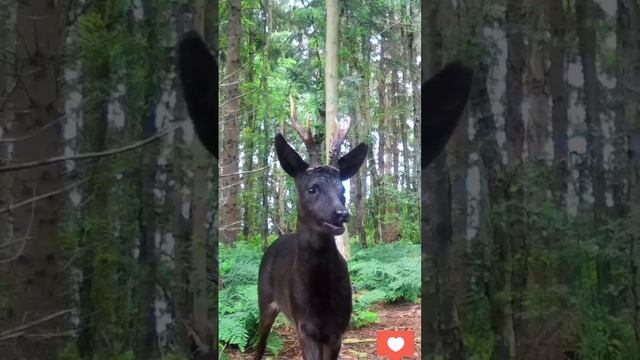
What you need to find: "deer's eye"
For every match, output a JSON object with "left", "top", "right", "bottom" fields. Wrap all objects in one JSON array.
[{"left": 308, "top": 185, "right": 318, "bottom": 194}]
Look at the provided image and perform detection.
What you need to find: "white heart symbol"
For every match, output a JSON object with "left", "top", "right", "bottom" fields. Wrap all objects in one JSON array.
[{"left": 387, "top": 337, "right": 405, "bottom": 352}]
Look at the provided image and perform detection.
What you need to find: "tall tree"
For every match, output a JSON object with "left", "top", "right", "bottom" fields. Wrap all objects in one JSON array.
[
  {"left": 260, "top": 0, "right": 272, "bottom": 248},
  {"left": 5, "top": 1, "right": 69, "bottom": 357},
  {"left": 423, "top": 2, "right": 467, "bottom": 358},
  {"left": 221, "top": 0, "right": 242, "bottom": 244},
  {"left": 549, "top": 0, "right": 569, "bottom": 206},
  {"left": 325, "top": 0, "right": 349, "bottom": 259},
  {"left": 576, "top": 0, "right": 606, "bottom": 219},
  {"left": 190, "top": 0, "right": 217, "bottom": 355}
]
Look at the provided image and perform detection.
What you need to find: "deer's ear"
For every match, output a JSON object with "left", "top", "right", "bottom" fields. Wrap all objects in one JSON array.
[
  {"left": 275, "top": 134, "right": 309, "bottom": 177},
  {"left": 338, "top": 143, "right": 368, "bottom": 180},
  {"left": 422, "top": 61, "right": 472, "bottom": 169},
  {"left": 178, "top": 30, "right": 218, "bottom": 158}
]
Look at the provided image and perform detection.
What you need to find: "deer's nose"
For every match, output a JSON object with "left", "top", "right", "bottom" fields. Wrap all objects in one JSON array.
[{"left": 335, "top": 209, "right": 349, "bottom": 223}]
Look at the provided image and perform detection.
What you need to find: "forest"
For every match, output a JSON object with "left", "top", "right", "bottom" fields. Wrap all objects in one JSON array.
[
  {"left": 218, "top": 0, "right": 422, "bottom": 358},
  {"left": 423, "top": 0, "right": 640, "bottom": 359},
  {"left": 1, "top": 0, "right": 640, "bottom": 359},
  {"left": 1, "top": 0, "right": 422, "bottom": 359},
  {"left": 1, "top": 0, "right": 218, "bottom": 359}
]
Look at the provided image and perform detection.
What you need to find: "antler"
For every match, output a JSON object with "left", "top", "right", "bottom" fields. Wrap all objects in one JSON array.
[
  {"left": 328, "top": 116, "right": 351, "bottom": 167},
  {"left": 289, "top": 95, "right": 321, "bottom": 166}
]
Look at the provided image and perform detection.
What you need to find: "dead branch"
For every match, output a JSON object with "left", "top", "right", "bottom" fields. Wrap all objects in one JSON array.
[
  {"left": 0, "top": 183, "right": 37, "bottom": 263},
  {"left": 342, "top": 338, "right": 376, "bottom": 344},
  {"left": 219, "top": 88, "right": 259, "bottom": 110},
  {"left": 220, "top": 164, "right": 270, "bottom": 179},
  {"left": 0, "top": 122, "right": 185, "bottom": 173},
  {"left": 0, "top": 177, "right": 90, "bottom": 214},
  {"left": 219, "top": 221, "right": 241, "bottom": 231},
  {"left": 0, "top": 309, "right": 73, "bottom": 342},
  {"left": 0, "top": 116, "right": 64, "bottom": 143},
  {"left": 0, "top": 77, "right": 20, "bottom": 112}
]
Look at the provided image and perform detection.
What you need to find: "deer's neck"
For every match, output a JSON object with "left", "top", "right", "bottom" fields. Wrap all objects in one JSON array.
[{"left": 295, "top": 221, "right": 337, "bottom": 253}]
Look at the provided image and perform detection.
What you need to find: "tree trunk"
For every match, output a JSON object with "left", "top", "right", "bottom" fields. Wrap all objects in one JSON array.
[
  {"left": 504, "top": 0, "right": 527, "bottom": 353},
  {"left": 549, "top": 0, "right": 569, "bottom": 207},
  {"left": 260, "top": 0, "right": 272, "bottom": 248},
  {"left": 173, "top": 8, "right": 193, "bottom": 353},
  {"left": 576, "top": 0, "right": 612, "bottom": 312},
  {"left": 135, "top": 1, "right": 165, "bottom": 357},
  {"left": 422, "top": 2, "right": 466, "bottom": 357},
  {"left": 325, "top": 0, "right": 349, "bottom": 259},
  {"left": 189, "top": 2, "right": 217, "bottom": 355},
  {"left": 0, "top": 0, "right": 15, "bottom": 252},
  {"left": 4, "top": 1, "right": 70, "bottom": 358},
  {"left": 220, "top": 0, "right": 242, "bottom": 245},
  {"left": 576, "top": 0, "right": 606, "bottom": 218},
  {"left": 378, "top": 31, "right": 395, "bottom": 243},
  {"left": 525, "top": 7, "right": 550, "bottom": 164}
]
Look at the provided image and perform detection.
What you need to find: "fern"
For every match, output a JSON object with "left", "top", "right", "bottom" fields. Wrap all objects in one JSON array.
[
  {"left": 348, "top": 243, "right": 421, "bottom": 327},
  {"left": 349, "top": 243, "right": 421, "bottom": 302}
]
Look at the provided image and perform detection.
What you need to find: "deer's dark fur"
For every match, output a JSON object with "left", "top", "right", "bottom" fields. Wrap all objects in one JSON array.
[
  {"left": 178, "top": 30, "right": 218, "bottom": 158},
  {"left": 421, "top": 62, "right": 473, "bottom": 169},
  {"left": 177, "top": 30, "right": 473, "bottom": 360}
]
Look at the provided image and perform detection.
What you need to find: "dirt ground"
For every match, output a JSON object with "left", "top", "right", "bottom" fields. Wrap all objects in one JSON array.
[{"left": 225, "top": 300, "right": 421, "bottom": 359}]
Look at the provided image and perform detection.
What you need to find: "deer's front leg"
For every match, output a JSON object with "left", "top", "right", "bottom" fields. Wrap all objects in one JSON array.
[
  {"left": 322, "top": 336, "right": 342, "bottom": 360},
  {"left": 298, "top": 323, "right": 324, "bottom": 360}
]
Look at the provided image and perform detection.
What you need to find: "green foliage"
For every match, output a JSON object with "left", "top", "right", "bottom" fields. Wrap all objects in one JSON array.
[
  {"left": 461, "top": 164, "right": 638, "bottom": 359},
  {"left": 349, "top": 243, "right": 421, "bottom": 328},
  {"left": 218, "top": 242, "right": 286, "bottom": 357},
  {"left": 350, "top": 243, "right": 421, "bottom": 302},
  {"left": 219, "top": 243, "right": 262, "bottom": 351}
]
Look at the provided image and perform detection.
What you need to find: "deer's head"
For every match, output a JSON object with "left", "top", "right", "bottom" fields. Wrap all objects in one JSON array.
[{"left": 276, "top": 99, "right": 368, "bottom": 236}]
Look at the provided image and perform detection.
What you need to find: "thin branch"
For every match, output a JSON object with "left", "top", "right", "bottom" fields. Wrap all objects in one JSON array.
[
  {"left": 0, "top": 184, "right": 37, "bottom": 263},
  {"left": 0, "top": 122, "right": 185, "bottom": 173},
  {"left": 220, "top": 221, "right": 241, "bottom": 231},
  {"left": 218, "top": 88, "right": 259, "bottom": 110},
  {"left": 219, "top": 43, "right": 263, "bottom": 84},
  {"left": 220, "top": 164, "right": 270, "bottom": 178},
  {"left": 220, "top": 179, "right": 245, "bottom": 190},
  {"left": 0, "top": 309, "right": 73, "bottom": 342},
  {"left": 0, "top": 76, "right": 21, "bottom": 112},
  {"left": 0, "top": 177, "right": 90, "bottom": 214},
  {"left": 0, "top": 116, "right": 64, "bottom": 143}
]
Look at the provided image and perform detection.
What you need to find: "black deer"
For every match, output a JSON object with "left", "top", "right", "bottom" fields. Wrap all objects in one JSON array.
[
  {"left": 176, "top": 30, "right": 473, "bottom": 360},
  {"left": 253, "top": 95, "right": 368, "bottom": 359}
]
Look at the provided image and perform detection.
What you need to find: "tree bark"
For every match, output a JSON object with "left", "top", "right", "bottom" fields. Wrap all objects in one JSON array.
[
  {"left": 576, "top": 0, "right": 613, "bottom": 313},
  {"left": 576, "top": 0, "right": 606, "bottom": 219},
  {"left": 324, "top": 0, "right": 349, "bottom": 259},
  {"left": 504, "top": 0, "right": 527, "bottom": 353},
  {"left": 549, "top": 0, "right": 569, "bottom": 207},
  {"left": 260, "top": 0, "right": 272, "bottom": 248},
  {"left": 422, "top": 2, "right": 466, "bottom": 357},
  {"left": 220, "top": 0, "right": 242, "bottom": 245},
  {"left": 4, "top": 1, "right": 70, "bottom": 358}
]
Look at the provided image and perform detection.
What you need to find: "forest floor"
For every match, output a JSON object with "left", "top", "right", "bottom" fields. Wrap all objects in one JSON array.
[{"left": 224, "top": 300, "right": 421, "bottom": 359}]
